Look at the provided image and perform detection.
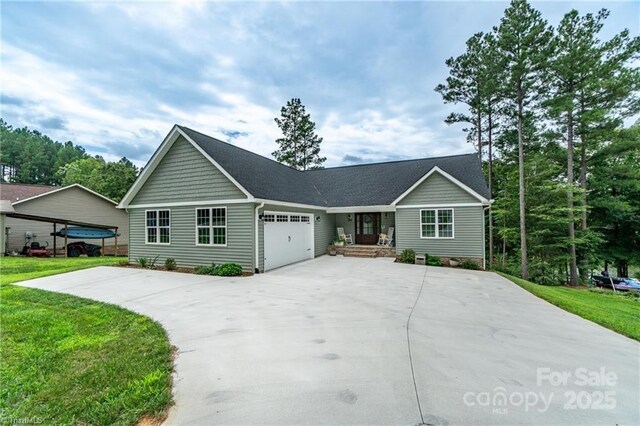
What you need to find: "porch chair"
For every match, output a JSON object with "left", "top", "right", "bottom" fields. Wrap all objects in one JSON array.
[
  {"left": 377, "top": 227, "right": 394, "bottom": 247},
  {"left": 337, "top": 227, "right": 354, "bottom": 245}
]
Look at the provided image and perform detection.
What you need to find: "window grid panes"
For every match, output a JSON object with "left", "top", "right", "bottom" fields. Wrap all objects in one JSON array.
[
  {"left": 420, "top": 209, "right": 453, "bottom": 238},
  {"left": 146, "top": 210, "right": 170, "bottom": 244},
  {"left": 276, "top": 214, "right": 288, "bottom": 222},
  {"left": 263, "top": 214, "right": 275, "bottom": 222},
  {"left": 196, "top": 208, "right": 226, "bottom": 246}
]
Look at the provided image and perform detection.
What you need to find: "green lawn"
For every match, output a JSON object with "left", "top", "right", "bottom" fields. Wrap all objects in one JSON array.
[
  {"left": 499, "top": 272, "right": 640, "bottom": 342},
  {"left": 0, "top": 256, "right": 126, "bottom": 285},
  {"left": 0, "top": 257, "right": 173, "bottom": 425}
]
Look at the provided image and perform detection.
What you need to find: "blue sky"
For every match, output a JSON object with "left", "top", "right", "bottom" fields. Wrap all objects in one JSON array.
[{"left": 1, "top": 1, "right": 638, "bottom": 167}]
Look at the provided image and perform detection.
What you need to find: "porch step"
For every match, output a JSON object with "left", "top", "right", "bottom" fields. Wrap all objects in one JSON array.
[
  {"left": 343, "top": 251, "right": 377, "bottom": 258},
  {"left": 333, "top": 245, "right": 396, "bottom": 258}
]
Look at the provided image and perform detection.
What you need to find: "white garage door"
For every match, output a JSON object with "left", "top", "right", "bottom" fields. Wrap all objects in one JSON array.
[{"left": 264, "top": 212, "right": 314, "bottom": 271}]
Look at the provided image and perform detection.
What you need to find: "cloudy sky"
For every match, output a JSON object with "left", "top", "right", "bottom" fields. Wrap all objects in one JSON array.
[{"left": 1, "top": 1, "right": 638, "bottom": 167}]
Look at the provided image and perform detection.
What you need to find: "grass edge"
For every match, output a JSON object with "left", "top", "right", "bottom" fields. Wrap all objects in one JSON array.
[{"left": 496, "top": 271, "right": 639, "bottom": 342}]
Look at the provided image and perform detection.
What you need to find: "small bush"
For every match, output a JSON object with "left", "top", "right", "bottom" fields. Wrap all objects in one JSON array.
[
  {"left": 461, "top": 259, "right": 480, "bottom": 270},
  {"left": 137, "top": 257, "right": 148, "bottom": 268},
  {"left": 195, "top": 263, "right": 217, "bottom": 275},
  {"left": 399, "top": 249, "right": 416, "bottom": 264},
  {"left": 164, "top": 257, "right": 177, "bottom": 271},
  {"left": 194, "top": 262, "right": 243, "bottom": 276},
  {"left": 216, "top": 263, "right": 243, "bottom": 277},
  {"left": 426, "top": 256, "right": 442, "bottom": 266}
]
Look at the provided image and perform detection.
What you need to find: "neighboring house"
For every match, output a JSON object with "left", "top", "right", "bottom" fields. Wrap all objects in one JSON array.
[
  {"left": 1, "top": 183, "right": 128, "bottom": 254},
  {"left": 119, "top": 125, "right": 491, "bottom": 272}
]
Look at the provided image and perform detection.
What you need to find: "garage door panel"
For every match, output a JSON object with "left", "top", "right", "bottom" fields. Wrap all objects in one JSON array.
[{"left": 264, "top": 213, "right": 313, "bottom": 271}]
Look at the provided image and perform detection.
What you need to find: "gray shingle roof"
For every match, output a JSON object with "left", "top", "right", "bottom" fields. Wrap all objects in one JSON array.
[{"left": 178, "top": 126, "right": 490, "bottom": 207}]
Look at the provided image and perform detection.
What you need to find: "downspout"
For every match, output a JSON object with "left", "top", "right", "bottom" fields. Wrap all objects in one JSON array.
[
  {"left": 483, "top": 205, "right": 490, "bottom": 270},
  {"left": 255, "top": 202, "right": 264, "bottom": 273}
]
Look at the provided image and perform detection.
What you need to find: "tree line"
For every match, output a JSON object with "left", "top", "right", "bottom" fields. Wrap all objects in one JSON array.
[
  {"left": 436, "top": 0, "right": 640, "bottom": 282},
  {"left": 0, "top": 119, "right": 139, "bottom": 202}
]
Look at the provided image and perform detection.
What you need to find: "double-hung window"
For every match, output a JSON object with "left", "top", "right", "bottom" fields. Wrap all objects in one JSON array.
[
  {"left": 420, "top": 208, "right": 454, "bottom": 239},
  {"left": 146, "top": 210, "right": 170, "bottom": 244},
  {"left": 196, "top": 207, "right": 227, "bottom": 246}
]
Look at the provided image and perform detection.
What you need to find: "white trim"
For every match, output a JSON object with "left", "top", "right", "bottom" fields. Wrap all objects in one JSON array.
[
  {"left": 145, "top": 209, "right": 171, "bottom": 245},
  {"left": 119, "top": 126, "right": 181, "bottom": 208},
  {"left": 127, "top": 199, "right": 251, "bottom": 209},
  {"left": 195, "top": 207, "right": 227, "bottom": 247},
  {"left": 483, "top": 205, "right": 490, "bottom": 270},
  {"left": 177, "top": 127, "right": 254, "bottom": 200},
  {"left": 118, "top": 126, "right": 253, "bottom": 208},
  {"left": 396, "top": 202, "right": 484, "bottom": 209},
  {"left": 255, "top": 202, "right": 264, "bottom": 272},
  {"left": 326, "top": 205, "right": 396, "bottom": 213},
  {"left": 13, "top": 183, "right": 118, "bottom": 206},
  {"left": 391, "top": 166, "right": 490, "bottom": 205},
  {"left": 420, "top": 208, "right": 455, "bottom": 239},
  {"left": 255, "top": 199, "right": 327, "bottom": 211}
]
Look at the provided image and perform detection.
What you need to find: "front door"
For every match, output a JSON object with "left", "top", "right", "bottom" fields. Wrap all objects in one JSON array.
[{"left": 355, "top": 213, "right": 381, "bottom": 245}]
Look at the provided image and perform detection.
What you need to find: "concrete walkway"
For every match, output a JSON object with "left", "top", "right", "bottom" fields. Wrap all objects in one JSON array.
[{"left": 18, "top": 257, "right": 639, "bottom": 425}]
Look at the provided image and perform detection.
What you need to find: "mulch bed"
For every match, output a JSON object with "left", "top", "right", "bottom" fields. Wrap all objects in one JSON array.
[{"left": 117, "top": 263, "right": 253, "bottom": 276}]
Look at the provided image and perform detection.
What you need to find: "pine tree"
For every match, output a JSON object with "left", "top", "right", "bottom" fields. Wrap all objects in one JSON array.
[
  {"left": 546, "top": 11, "right": 594, "bottom": 284},
  {"left": 272, "top": 98, "right": 326, "bottom": 170},
  {"left": 495, "top": 0, "right": 552, "bottom": 280},
  {"left": 435, "top": 33, "right": 485, "bottom": 161},
  {"left": 479, "top": 32, "right": 503, "bottom": 266},
  {"left": 574, "top": 18, "right": 640, "bottom": 280}
]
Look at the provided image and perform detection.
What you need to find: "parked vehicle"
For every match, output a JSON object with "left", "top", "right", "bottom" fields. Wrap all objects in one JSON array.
[
  {"left": 66, "top": 241, "right": 102, "bottom": 257},
  {"left": 21, "top": 241, "right": 49, "bottom": 257},
  {"left": 592, "top": 274, "right": 640, "bottom": 292}
]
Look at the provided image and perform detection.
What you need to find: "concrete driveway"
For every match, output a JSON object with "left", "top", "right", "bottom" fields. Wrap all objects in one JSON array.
[{"left": 19, "top": 257, "right": 639, "bottom": 425}]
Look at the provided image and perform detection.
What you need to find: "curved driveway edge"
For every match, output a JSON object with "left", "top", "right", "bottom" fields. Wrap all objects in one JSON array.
[{"left": 18, "top": 257, "right": 639, "bottom": 425}]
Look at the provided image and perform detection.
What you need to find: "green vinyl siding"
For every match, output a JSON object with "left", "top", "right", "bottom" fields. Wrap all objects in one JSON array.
[
  {"left": 381, "top": 212, "right": 395, "bottom": 234},
  {"left": 395, "top": 206, "right": 484, "bottom": 258},
  {"left": 334, "top": 213, "right": 355, "bottom": 240},
  {"left": 257, "top": 204, "right": 335, "bottom": 272},
  {"left": 131, "top": 136, "right": 246, "bottom": 205},
  {"left": 398, "top": 171, "right": 479, "bottom": 205},
  {"left": 129, "top": 203, "right": 254, "bottom": 271}
]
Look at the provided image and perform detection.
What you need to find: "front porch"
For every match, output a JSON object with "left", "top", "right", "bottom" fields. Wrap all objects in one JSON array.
[
  {"left": 333, "top": 244, "right": 396, "bottom": 258},
  {"left": 333, "top": 211, "right": 395, "bottom": 246}
]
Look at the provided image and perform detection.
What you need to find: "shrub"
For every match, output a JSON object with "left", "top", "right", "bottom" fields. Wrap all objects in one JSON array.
[
  {"left": 399, "top": 249, "right": 416, "bottom": 264},
  {"left": 137, "top": 257, "right": 148, "bottom": 268},
  {"left": 195, "top": 263, "right": 217, "bottom": 275},
  {"left": 461, "top": 259, "right": 480, "bottom": 270},
  {"left": 194, "top": 262, "right": 243, "bottom": 276},
  {"left": 426, "top": 256, "right": 442, "bottom": 266},
  {"left": 164, "top": 257, "right": 177, "bottom": 271},
  {"left": 216, "top": 263, "right": 243, "bottom": 277}
]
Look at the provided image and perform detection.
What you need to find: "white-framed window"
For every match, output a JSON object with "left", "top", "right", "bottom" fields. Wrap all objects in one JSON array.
[
  {"left": 146, "top": 209, "right": 170, "bottom": 244},
  {"left": 420, "top": 208, "right": 454, "bottom": 239},
  {"left": 276, "top": 214, "right": 288, "bottom": 222},
  {"left": 196, "top": 207, "right": 227, "bottom": 246},
  {"left": 300, "top": 215, "right": 310, "bottom": 223}
]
